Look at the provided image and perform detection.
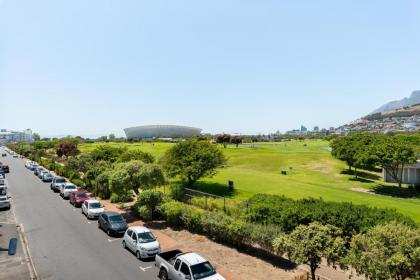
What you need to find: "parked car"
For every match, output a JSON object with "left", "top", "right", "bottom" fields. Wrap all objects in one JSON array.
[
  {"left": 122, "top": 226, "right": 160, "bottom": 260},
  {"left": 98, "top": 212, "right": 128, "bottom": 236},
  {"left": 50, "top": 176, "right": 66, "bottom": 192},
  {"left": 29, "top": 163, "right": 38, "bottom": 171},
  {"left": 12, "top": 154, "right": 18, "bottom": 158},
  {"left": 1, "top": 153, "right": 6, "bottom": 157},
  {"left": 34, "top": 167, "right": 44, "bottom": 176},
  {"left": 0, "top": 186, "right": 10, "bottom": 210},
  {"left": 25, "top": 161, "right": 32, "bottom": 168},
  {"left": 60, "top": 183, "right": 78, "bottom": 199},
  {"left": 0, "top": 175, "right": 4, "bottom": 186},
  {"left": 38, "top": 170, "right": 49, "bottom": 179},
  {"left": 69, "top": 191, "right": 89, "bottom": 207},
  {"left": 156, "top": 250, "right": 225, "bottom": 280},
  {"left": 42, "top": 172, "right": 53, "bottom": 182},
  {"left": 1, "top": 165, "right": 9, "bottom": 173},
  {"left": 81, "top": 200, "right": 104, "bottom": 219}
]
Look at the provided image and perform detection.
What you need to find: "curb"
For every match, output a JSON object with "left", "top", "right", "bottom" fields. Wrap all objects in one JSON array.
[{"left": 17, "top": 224, "right": 38, "bottom": 280}]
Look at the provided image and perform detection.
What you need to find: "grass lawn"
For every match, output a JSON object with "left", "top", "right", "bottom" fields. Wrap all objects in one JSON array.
[{"left": 79, "top": 140, "right": 420, "bottom": 222}]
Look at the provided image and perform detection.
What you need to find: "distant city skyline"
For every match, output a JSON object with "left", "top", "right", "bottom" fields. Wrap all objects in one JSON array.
[{"left": 1, "top": 1, "right": 420, "bottom": 137}]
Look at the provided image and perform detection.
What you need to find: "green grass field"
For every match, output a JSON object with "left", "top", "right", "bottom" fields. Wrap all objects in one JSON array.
[{"left": 79, "top": 140, "right": 420, "bottom": 222}]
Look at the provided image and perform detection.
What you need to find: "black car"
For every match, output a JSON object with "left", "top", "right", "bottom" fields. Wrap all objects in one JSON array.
[
  {"left": 1, "top": 153, "right": 6, "bottom": 157},
  {"left": 98, "top": 212, "right": 128, "bottom": 236},
  {"left": 2, "top": 165, "right": 9, "bottom": 173}
]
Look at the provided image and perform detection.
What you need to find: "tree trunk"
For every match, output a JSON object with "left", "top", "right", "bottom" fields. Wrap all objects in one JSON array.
[
  {"left": 354, "top": 167, "right": 358, "bottom": 179},
  {"left": 348, "top": 165, "right": 352, "bottom": 172},
  {"left": 310, "top": 267, "right": 316, "bottom": 280}
]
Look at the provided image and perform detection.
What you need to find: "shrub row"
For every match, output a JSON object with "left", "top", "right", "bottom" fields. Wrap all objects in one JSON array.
[
  {"left": 159, "top": 200, "right": 282, "bottom": 251},
  {"left": 243, "top": 194, "right": 416, "bottom": 236}
]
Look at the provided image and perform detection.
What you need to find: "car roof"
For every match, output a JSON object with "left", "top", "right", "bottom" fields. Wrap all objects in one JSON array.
[
  {"left": 64, "top": 183, "right": 76, "bottom": 187},
  {"left": 86, "top": 199, "right": 100, "bottom": 204},
  {"left": 180, "top": 253, "right": 207, "bottom": 266},
  {"left": 103, "top": 211, "right": 121, "bottom": 217},
  {"left": 73, "top": 191, "right": 86, "bottom": 194},
  {"left": 129, "top": 226, "right": 151, "bottom": 234}
]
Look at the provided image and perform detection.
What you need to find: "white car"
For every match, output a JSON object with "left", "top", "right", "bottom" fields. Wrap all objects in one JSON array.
[
  {"left": 60, "top": 183, "right": 78, "bottom": 199},
  {"left": 81, "top": 200, "right": 104, "bottom": 219},
  {"left": 0, "top": 186, "right": 10, "bottom": 210},
  {"left": 25, "top": 161, "right": 32, "bottom": 169},
  {"left": 122, "top": 226, "right": 160, "bottom": 259}
]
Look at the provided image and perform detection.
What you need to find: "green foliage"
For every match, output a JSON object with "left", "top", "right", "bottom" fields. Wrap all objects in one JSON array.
[
  {"left": 109, "top": 168, "right": 132, "bottom": 197},
  {"left": 371, "top": 135, "right": 417, "bottom": 187},
  {"left": 244, "top": 194, "right": 415, "bottom": 236},
  {"left": 71, "top": 178, "right": 84, "bottom": 188},
  {"left": 110, "top": 192, "right": 133, "bottom": 203},
  {"left": 114, "top": 161, "right": 165, "bottom": 194},
  {"left": 138, "top": 205, "right": 152, "bottom": 221},
  {"left": 273, "top": 222, "right": 347, "bottom": 280},
  {"left": 162, "top": 140, "right": 226, "bottom": 186},
  {"left": 136, "top": 190, "right": 164, "bottom": 219},
  {"left": 89, "top": 145, "right": 126, "bottom": 162},
  {"left": 159, "top": 200, "right": 282, "bottom": 251},
  {"left": 117, "top": 149, "right": 155, "bottom": 163},
  {"left": 346, "top": 221, "right": 420, "bottom": 280}
]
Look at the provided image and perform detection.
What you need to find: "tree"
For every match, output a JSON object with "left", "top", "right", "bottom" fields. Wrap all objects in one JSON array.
[
  {"left": 331, "top": 136, "right": 358, "bottom": 172},
  {"left": 230, "top": 136, "right": 242, "bottom": 148},
  {"left": 112, "top": 161, "right": 165, "bottom": 194},
  {"left": 347, "top": 221, "right": 420, "bottom": 280},
  {"left": 216, "top": 134, "right": 231, "bottom": 148},
  {"left": 89, "top": 145, "right": 125, "bottom": 162},
  {"left": 33, "top": 132, "right": 41, "bottom": 141},
  {"left": 108, "top": 134, "right": 116, "bottom": 141},
  {"left": 109, "top": 168, "right": 132, "bottom": 198},
  {"left": 137, "top": 164, "right": 166, "bottom": 190},
  {"left": 371, "top": 136, "right": 416, "bottom": 187},
  {"left": 162, "top": 140, "right": 226, "bottom": 186},
  {"left": 136, "top": 190, "right": 164, "bottom": 219},
  {"left": 273, "top": 222, "right": 346, "bottom": 280},
  {"left": 55, "top": 141, "right": 79, "bottom": 158},
  {"left": 117, "top": 149, "right": 155, "bottom": 163}
]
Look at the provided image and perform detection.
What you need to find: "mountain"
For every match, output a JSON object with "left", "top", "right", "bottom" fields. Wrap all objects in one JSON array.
[{"left": 371, "top": 90, "right": 420, "bottom": 114}]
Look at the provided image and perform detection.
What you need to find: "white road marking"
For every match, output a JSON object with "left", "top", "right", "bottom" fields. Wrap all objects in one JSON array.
[{"left": 139, "top": 265, "right": 152, "bottom": 272}]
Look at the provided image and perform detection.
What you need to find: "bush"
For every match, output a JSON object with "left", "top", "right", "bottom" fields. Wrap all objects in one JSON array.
[
  {"left": 110, "top": 192, "right": 133, "bottom": 203},
  {"left": 160, "top": 200, "right": 281, "bottom": 250},
  {"left": 138, "top": 206, "right": 152, "bottom": 221},
  {"left": 243, "top": 194, "right": 416, "bottom": 236},
  {"left": 71, "top": 178, "right": 84, "bottom": 188},
  {"left": 136, "top": 190, "right": 164, "bottom": 219}
]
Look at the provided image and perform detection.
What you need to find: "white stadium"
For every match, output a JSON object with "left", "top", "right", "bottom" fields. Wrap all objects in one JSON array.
[{"left": 123, "top": 125, "right": 202, "bottom": 139}]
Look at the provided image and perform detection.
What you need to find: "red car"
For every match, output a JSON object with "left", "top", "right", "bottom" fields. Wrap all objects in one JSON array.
[{"left": 69, "top": 191, "right": 90, "bottom": 207}]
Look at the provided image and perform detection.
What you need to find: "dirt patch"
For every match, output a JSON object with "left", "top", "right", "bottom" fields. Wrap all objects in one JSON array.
[
  {"left": 160, "top": 228, "right": 297, "bottom": 280},
  {"left": 350, "top": 187, "right": 374, "bottom": 194}
]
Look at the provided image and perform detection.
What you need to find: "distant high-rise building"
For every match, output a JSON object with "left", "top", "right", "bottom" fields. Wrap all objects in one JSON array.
[
  {"left": 313, "top": 126, "right": 319, "bottom": 132},
  {"left": 0, "top": 129, "right": 34, "bottom": 144},
  {"left": 301, "top": 125, "right": 307, "bottom": 132}
]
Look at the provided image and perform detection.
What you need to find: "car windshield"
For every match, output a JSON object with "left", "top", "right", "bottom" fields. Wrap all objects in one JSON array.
[
  {"left": 190, "top": 262, "right": 216, "bottom": 279},
  {"left": 45, "top": 174, "right": 52, "bottom": 177},
  {"left": 137, "top": 232, "right": 156, "bottom": 243},
  {"left": 55, "top": 178, "right": 66, "bottom": 183},
  {"left": 89, "top": 203, "right": 102, "bottom": 208},
  {"left": 76, "top": 193, "right": 88, "bottom": 198},
  {"left": 65, "top": 186, "right": 76, "bottom": 189},
  {"left": 109, "top": 215, "right": 124, "bottom": 223}
]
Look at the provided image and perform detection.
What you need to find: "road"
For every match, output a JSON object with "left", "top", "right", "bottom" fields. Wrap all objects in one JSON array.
[{"left": 1, "top": 148, "right": 159, "bottom": 280}]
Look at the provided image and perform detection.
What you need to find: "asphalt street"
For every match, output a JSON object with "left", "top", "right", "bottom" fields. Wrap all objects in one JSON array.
[{"left": 1, "top": 148, "right": 159, "bottom": 280}]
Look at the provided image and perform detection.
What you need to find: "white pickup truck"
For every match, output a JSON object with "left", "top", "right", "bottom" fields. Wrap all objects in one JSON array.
[{"left": 156, "top": 250, "right": 225, "bottom": 280}]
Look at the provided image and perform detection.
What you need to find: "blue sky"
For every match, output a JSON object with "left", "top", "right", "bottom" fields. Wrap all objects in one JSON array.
[{"left": 1, "top": 0, "right": 420, "bottom": 137}]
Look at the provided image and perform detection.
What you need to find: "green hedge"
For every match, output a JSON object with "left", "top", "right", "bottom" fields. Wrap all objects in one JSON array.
[
  {"left": 159, "top": 201, "right": 281, "bottom": 251},
  {"left": 243, "top": 194, "right": 416, "bottom": 236},
  {"left": 110, "top": 192, "right": 133, "bottom": 203}
]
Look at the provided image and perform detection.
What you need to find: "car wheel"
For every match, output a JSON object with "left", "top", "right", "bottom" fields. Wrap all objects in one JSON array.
[
  {"left": 107, "top": 229, "right": 111, "bottom": 236},
  {"left": 122, "top": 240, "right": 126, "bottom": 249},
  {"left": 159, "top": 269, "right": 168, "bottom": 280},
  {"left": 136, "top": 251, "right": 141, "bottom": 260},
  {"left": 97, "top": 221, "right": 101, "bottom": 229}
]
